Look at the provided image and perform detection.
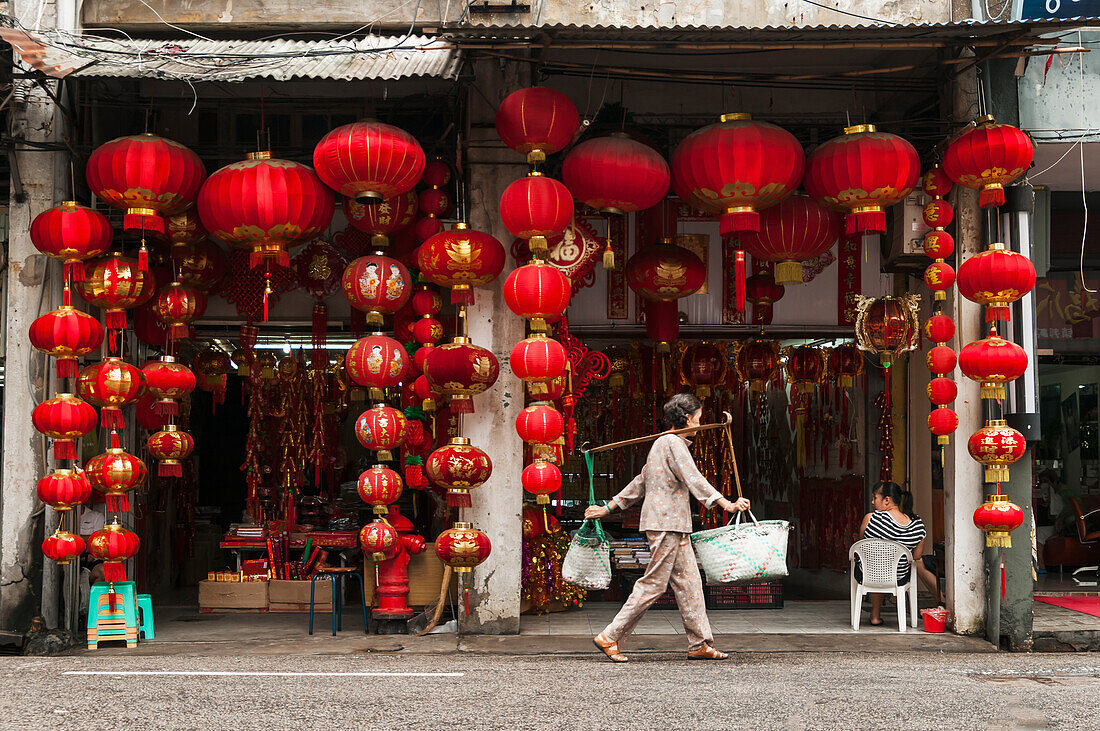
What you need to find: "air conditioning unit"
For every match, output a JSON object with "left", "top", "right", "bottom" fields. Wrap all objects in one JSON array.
[{"left": 884, "top": 190, "right": 930, "bottom": 271}]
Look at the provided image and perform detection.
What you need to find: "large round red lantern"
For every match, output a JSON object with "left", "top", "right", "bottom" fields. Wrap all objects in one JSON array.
[
  {"left": 313, "top": 122, "right": 425, "bottom": 204},
  {"left": 968, "top": 420, "right": 1027, "bottom": 483},
  {"left": 510, "top": 335, "right": 568, "bottom": 396},
  {"left": 86, "top": 134, "right": 205, "bottom": 237},
  {"left": 197, "top": 151, "right": 334, "bottom": 269},
  {"left": 826, "top": 343, "right": 864, "bottom": 388},
  {"left": 343, "top": 190, "right": 417, "bottom": 248},
  {"left": 562, "top": 134, "right": 669, "bottom": 215},
  {"left": 804, "top": 124, "right": 920, "bottom": 236},
  {"left": 77, "top": 254, "right": 153, "bottom": 330},
  {"left": 500, "top": 172, "right": 574, "bottom": 255},
  {"left": 359, "top": 520, "right": 399, "bottom": 562},
  {"left": 973, "top": 493, "right": 1025, "bottom": 548},
  {"left": 417, "top": 223, "right": 506, "bottom": 306},
  {"left": 32, "top": 393, "right": 96, "bottom": 460},
  {"left": 426, "top": 437, "right": 493, "bottom": 507},
  {"left": 147, "top": 424, "right": 194, "bottom": 478},
  {"left": 522, "top": 460, "right": 561, "bottom": 505},
  {"left": 354, "top": 405, "right": 408, "bottom": 461},
  {"left": 645, "top": 299, "right": 680, "bottom": 353},
  {"left": 29, "top": 304, "right": 104, "bottom": 379},
  {"left": 357, "top": 465, "right": 404, "bottom": 515},
  {"left": 733, "top": 339, "right": 781, "bottom": 392},
  {"left": 741, "top": 195, "right": 840, "bottom": 285},
  {"left": 516, "top": 404, "right": 565, "bottom": 446},
  {"left": 78, "top": 357, "right": 143, "bottom": 430},
  {"left": 346, "top": 334, "right": 406, "bottom": 399},
  {"left": 152, "top": 282, "right": 207, "bottom": 341},
  {"left": 671, "top": 113, "right": 804, "bottom": 235},
  {"left": 959, "top": 330, "right": 1027, "bottom": 399},
  {"left": 943, "top": 116, "right": 1034, "bottom": 209},
  {"left": 495, "top": 87, "right": 579, "bottom": 165},
  {"left": 423, "top": 338, "right": 500, "bottom": 414},
  {"left": 342, "top": 254, "right": 412, "bottom": 326},
  {"left": 37, "top": 468, "right": 92, "bottom": 510},
  {"left": 176, "top": 240, "right": 228, "bottom": 292},
  {"left": 927, "top": 345, "right": 957, "bottom": 376},
  {"left": 928, "top": 407, "right": 959, "bottom": 446},
  {"left": 435, "top": 523, "right": 492, "bottom": 572},
  {"left": 30, "top": 201, "right": 112, "bottom": 282},
  {"left": 503, "top": 261, "right": 572, "bottom": 332},
  {"left": 924, "top": 261, "right": 956, "bottom": 302},
  {"left": 142, "top": 356, "right": 196, "bottom": 417},
  {"left": 626, "top": 240, "right": 705, "bottom": 301},
  {"left": 956, "top": 242, "right": 1037, "bottom": 322},
  {"left": 785, "top": 346, "right": 825, "bottom": 394},
  {"left": 86, "top": 446, "right": 147, "bottom": 513},
  {"left": 43, "top": 529, "right": 86, "bottom": 565}
]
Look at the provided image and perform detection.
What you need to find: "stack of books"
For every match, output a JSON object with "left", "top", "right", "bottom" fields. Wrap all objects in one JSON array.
[
  {"left": 227, "top": 524, "right": 267, "bottom": 539},
  {"left": 609, "top": 538, "right": 650, "bottom": 570}
]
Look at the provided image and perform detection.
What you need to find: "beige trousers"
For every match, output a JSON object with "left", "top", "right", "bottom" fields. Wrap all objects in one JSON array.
[{"left": 601, "top": 531, "right": 713, "bottom": 650}]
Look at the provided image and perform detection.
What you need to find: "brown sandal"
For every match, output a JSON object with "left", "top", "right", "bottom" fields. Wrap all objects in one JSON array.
[
  {"left": 688, "top": 644, "right": 729, "bottom": 660},
  {"left": 594, "top": 633, "right": 628, "bottom": 663}
]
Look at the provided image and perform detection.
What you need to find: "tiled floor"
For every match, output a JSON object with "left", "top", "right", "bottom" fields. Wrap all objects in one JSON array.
[{"left": 1033, "top": 600, "right": 1100, "bottom": 632}]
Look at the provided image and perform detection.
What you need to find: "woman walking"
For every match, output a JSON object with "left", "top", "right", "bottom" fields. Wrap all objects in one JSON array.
[{"left": 586, "top": 393, "right": 750, "bottom": 663}]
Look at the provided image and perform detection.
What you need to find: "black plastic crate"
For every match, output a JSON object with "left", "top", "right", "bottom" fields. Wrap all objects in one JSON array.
[
  {"left": 619, "top": 573, "right": 677, "bottom": 609},
  {"left": 705, "top": 581, "right": 783, "bottom": 610}
]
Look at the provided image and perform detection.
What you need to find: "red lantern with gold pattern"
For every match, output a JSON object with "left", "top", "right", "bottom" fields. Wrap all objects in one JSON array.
[
  {"left": 681, "top": 342, "right": 728, "bottom": 398},
  {"left": 922, "top": 199, "right": 953, "bottom": 228},
  {"left": 77, "top": 254, "right": 153, "bottom": 330},
  {"left": 924, "top": 261, "right": 956, "bottom": 302},
  {"left": 343, "top": 190, "right": 417, "bottom": 248},
  {"left": 741, "top": 196, "right": 840, "bottom": 285},
  {"left": 30, "top": 303, "right": 104, "bottom": 378},
  {"left": 412, "top": 287, "right": 443, "bottom": 317},
  {"left": 30, "top": 201, "right": 112, "bottom": 282},
  {"left": 923, "top": 164, "right": 954, "bottom": 197},
  {"left": 37, "top": 468, "right": 92, "bottom": 510},
  {"left": 161, "top": 207, "right": 207, "bottom": 256},
  {"left": 924, "top": 314, "right": 956, "bottom": 345},
  {"left": 923, "top": 230, "right": 955, "bottom": 259},
  {"left": 175, "top": 240, "right": 227, "bottom": 292},
  {"left": 745, "top": 273, "right": 785, "bottom": 310},
  {"left": 927, "top": 377, "right": 958, "bottom": 405},
  {"left": 733, "top": 339, "right": 781, "bottom": 392},
  {"left": 32, "top": 393, "right": 97, "bottom": 460},
  {"left": 785, "top": 345, "right": 825, "bottom": 394},
  {"left": 417, "top": 223, "right": 506, "bottom": 306},
  {"left": 927, "top": 345, "right": 957, "bottom": 376},
  {"left": 152, "top": 282, "right": 207, "bottom": 341},
  {"left": 500, "top": 172, "right": 574, "bottom": 255},
  {"left": 355, "top": 405, "right": 408, "bottom": 462},
  {"left": 78, "top": 357, "right": 143, "bottom": 429},
  {"left": 516, "top": 403, "right": 565, "bottom": 446},
  {"left": 973, "top": 493, "right": 1025, "bottom": 548},
  {"left": 147, "top": 424, "right": 194, "bottom": 478},
  {"left": 142, "top": 356, "right": 196, "bottom": 417},
  {"left": 804, "top": 124, "right": 920, "bottom": 236},
  {"left": 503, "top": 261, "right": 572, "bottom": 332},
  {"left": 435, "top": 522, "right": 492, "bottom": 572},
  {"left": 342, "top": 254, "right": 412, "bottom": 326},
  {"left": 510, "top": 334, "right": 568, "bottom": 397},
  {"left": 956, "top": 242, "right": 1037, "bottom": 322},
  {"left": 313, "top": 122, "right": 425, "bottom": 204},
  {"left": 626, "top": 240, "right": 706, "bottom": 301},
  {"left": 419, "top": 187, "right": 452, "bottom": 218},
  {"left": 423, "top": 338, "right": 500, "bottom": 414},
  {"left": 671, "top": 113, "right": 804, "bottom": 235},
  {"left": 426, "top": 437, "right": 493, "bottom": 508},
  {"left": 562, "top": 134, "right": 670, "bottom": 215},
  {"left": 43, "top": 529, "right": 85, "bottom": 565},
  {"left": 357, "top": 465, "right": 404, "bottom": 515},
  {"left": 359, "top": 520, "right": 399, "bottom": 562},
  {"left": 89, "top": 519, "right": 141, "bottom": 582},
  {"left": 854, "top": 295, "right": 920, "bottom": 367},
  {"left": 928, "top": 406, "right": 959, "bottom": 446},
  {"left": 495, "top": 87, "right": 580, "bottom": 166},
  {"left": 944, "top": 116, "right": 1034, "bottom": 209},
  {"left": 959, "top": 329, "right": 1028, "bottom": 399},
  {"left": 412, "top": 374, "right": 439, "bottom": 412},
  {"left": 412, "top": 317, "right": 443, "bottom": 347},
  {"left": 826, "top": 343, "right": 864, "bottom": 388},
  {"left": 522, "top": 460, "right": 561, "bottom": 505},
  {"left": 86, "top": 446, "right": 147, "bottom": 513},
  {"left": 346, "top": 334, "right": 406, "bottom": 399},
  {"left": 968, "top": 419, "right": 1027, "bottom": 483}
]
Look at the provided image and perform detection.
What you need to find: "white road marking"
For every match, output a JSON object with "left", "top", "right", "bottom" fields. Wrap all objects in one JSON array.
[{"left": 63, "top": 671, "right": 464, "bottom": 678}]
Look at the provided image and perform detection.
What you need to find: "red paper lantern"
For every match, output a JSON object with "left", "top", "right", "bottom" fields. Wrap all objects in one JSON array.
[
  {"left": 426, "top": 437, "right": 493, "bottom": 507},
  {"left": 355, "top": 405, "right": 408, "bottom": 461},
  {"left": 193, "top": 349, "right": 230, "bottom": 404},
  {"left": 313, "top": 121, "right": 425, "bottom": 203},
  {"left": 33, "top": 393, "right": 97, "bottom": 460},
  {"left": 522, "top": 460, "right": 561, "bottom": 505},
  {"left": 423, "top": 338, "right": 500, "bottom": 414},
  {"left": 176, "top": 240, "right": 228, "bottom": 292},
  {"left": 927, "top": 345, "right": 958, "bottom": 376},
  {"left": 197, "top": 151, "right": 334, "bottom": 269},
  {"left": 77, "top": 254, "right": 154, "bottom": 330},
  {"left": 417, "top": 223, "right": 506, "bottom": 306},
  {"left": 342, "top": 254, "right": 412, "bottom": 326},
  {"left": 419, "top": 187, "right": 452, "bottom": 218},
  {"left": 86, "top": 446, "right": 147, "bottom": 513},
  {"left": 161, "top": 207, "right": 207, "bottom": 255},
  {"left": 745, "top": 273, "right": 785, "bottom": 307},
  {"left": 412, "top": 374, "right": 439, "bottom": 412},
  {"left": 135, "top": 393, "right": 169, "bottom": 432},
  {"left": 78, "top": 357, "right": 143, "bottom": 430},
  {"left": 968, "top": 419, "right": 1027, "bottom": 483},
  {"left": 500, "top": 172, "right": 574, "bottom": 254},
  {"left": 147, "top": 424, "right": 194, "bottom": 478},
  {"left": 343, "top": 190, "right": 417, "bottom": 248},
  {"left": 924, "top": 314, "right": 956, "bottom": 344},
  {"left": 495, "top": 87, "right": 580, "bottom": 165},
  {"left": 924, "top": 261, "right": 956, "bottom": 301},
  {"left": 359, "top": 520, "right": 399, "bottom": 562},
  {"left": 671, "top": 113, "right": 804, "bottom": 235},
  {"left": 804, "top": 124, "right": 920, "bottom": 236},
  {"left": 973, "top": 493, "right": 1025, "bottom": 548},
  {"left": 928, "top": 406, "right": 959, "bottom": 445},
  {"left": 927, "top": 377, "right": 958, "bottom": 405},
  {"left": 88, "top": 519, "right": 140, "bottom": 581},
  {"left": 142, "top": 356, "right": 196, "bottom": 417},
  {"left": 152, "top": 282, "right": 207, "bottom": 341},
  {"left": 412, "top": 216, "right": 443, "bottom": 244},
  {"left": 503, "top": 261, "right": 572, "bottom": 332},
  {"left": 922, "top": 164, "right": 954, "bottom": 197},
  {"left": 510, "top": 335, "right": 568, "bottom": 396},
  {"left": 562, "top": 134, "right": 669, "bottom": 215},
  {"left": 516, "top": 404, "right": 565, "bottom": 445},
  {"left": 741, "top": 195, "right": 840, "bottom": 285},
  {"left": 423, "top": 159, "right": 452, "bottom": 187},
  {"left": 785, "top": 345, "right": 825, "bottom": 394},
  {"left": 734, "top": 339, "right": 782, "bottom": 392},
  {"left": 43, "top": 529, "right": 85, "bottom": 565},
  {"left": 956, "top": 242, "right": 1037, "bottom": 322},
  {"left": 923, "top": 199, "right": 953, "bottom": 228},
  {"left": 29, "top": 304, "right": 104, "bottom": 379},
  {"left": 826, "top": 343, "right": 864, "bottom": 388},
  {"left": 435, "top": 522, "right": 492, "bottom": 572},
  {"left": 943, "top": 116, "right": 1034, "bottom": 209},
  {"left": 626, "top": 240, "right": 705, "bottom": 301},
  {"left": 923, "top": 230, "right": 955, "bottom": 259},
  {"left": 30, "top": 201, "right": 112, "bottom": 282},
  {"left": 644, "top": 299, "right": 680, "bottom": 353},
  {"left": 959, "top": 330, "right": 1028, "bottom": 399},
  {"left": 412, "top": 287, "right": 443, "bottom": 317},
  {"left": 346, "top": 335, "right": 407, "bottom": 399},
  {"left": 682, "top": 342, "right": 727, "bottom": 398},
  {"left": 37, "top": 468, "right": 92, "bottom": 510},
  {"left": 854, "top": 296, "right": 920, "bottom": 367},
  {"left": 357, "top": 465, "right": 404, "bottom": 515},
  {"left": 86, "top": 134, "right": 205, "bottom": 237}
]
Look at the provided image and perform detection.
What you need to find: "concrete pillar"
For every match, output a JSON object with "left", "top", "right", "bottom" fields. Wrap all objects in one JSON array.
[{"left": 458, "top": 58, "right": 531, "bottom": 634}]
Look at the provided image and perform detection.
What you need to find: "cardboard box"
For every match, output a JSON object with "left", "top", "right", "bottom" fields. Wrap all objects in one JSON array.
[
  {"left": 268, "top": 579, "right": 332, "bottom": 612},
  {"left": 364, "top": 543, "right": 456, "bottom": 607},
  {"left": 198, "top": 579, "right": 268, "bottom": 611}
]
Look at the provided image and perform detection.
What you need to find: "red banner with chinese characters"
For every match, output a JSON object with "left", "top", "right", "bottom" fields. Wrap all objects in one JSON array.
[
  {"left": 837, "top": 235, "right": 861, "bottom": 327},
  {"left": 606, "top": 215, "right": 629, "bottom": 319}
]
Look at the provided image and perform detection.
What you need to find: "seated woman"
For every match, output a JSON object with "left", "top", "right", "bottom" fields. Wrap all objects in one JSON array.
[{"left": 858, "top": 481, "right": 941, "bottom": 625}]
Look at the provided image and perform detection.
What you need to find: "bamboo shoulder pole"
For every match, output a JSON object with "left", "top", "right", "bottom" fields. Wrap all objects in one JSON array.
[{"left": 581, "top": 411, "right": 732, "bottom": 455}]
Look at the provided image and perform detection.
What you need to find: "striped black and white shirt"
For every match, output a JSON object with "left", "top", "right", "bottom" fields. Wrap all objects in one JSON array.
[{"left": 863, "top": 511, "right": 927, "bottom": 584}]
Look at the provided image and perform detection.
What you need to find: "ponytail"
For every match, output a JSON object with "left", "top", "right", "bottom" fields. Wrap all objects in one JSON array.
[
  {"left": 899, "top": 490, "right": 916, "bottom": 519},
  {"left": 873, "top": 481, "right": 916, "bottom": 518}
]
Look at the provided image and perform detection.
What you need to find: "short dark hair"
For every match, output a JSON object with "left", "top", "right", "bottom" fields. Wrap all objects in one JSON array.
[
  {"left": 663, "top": 393, "right": 702, "bottom": 430},
  {"left": 872, "top": 481, "right": 915, "bottom": 518}
]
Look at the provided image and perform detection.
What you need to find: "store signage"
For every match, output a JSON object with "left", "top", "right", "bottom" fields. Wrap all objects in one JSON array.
[{"left": 1016, "top": 0, "right": 1100, "bottom": 20}]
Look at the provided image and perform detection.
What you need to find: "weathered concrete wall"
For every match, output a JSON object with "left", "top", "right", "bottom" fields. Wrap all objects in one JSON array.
[{"left": 82, "top": 0, "right": 952, "bottom": 31}]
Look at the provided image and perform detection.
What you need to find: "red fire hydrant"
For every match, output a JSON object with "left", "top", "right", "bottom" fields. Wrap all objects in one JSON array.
[{"left": 373, "top": 506, "right": 426, "bottom": 623}]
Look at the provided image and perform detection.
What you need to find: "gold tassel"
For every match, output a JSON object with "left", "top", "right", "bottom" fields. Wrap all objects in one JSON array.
[{"left": 602, "top": 241, "right": 615, "bottom": 270}]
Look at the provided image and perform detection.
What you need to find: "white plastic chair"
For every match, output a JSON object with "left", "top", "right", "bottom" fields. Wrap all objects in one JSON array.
[{"left": 849, "top": 538, "right": 918, "bottom": 632}]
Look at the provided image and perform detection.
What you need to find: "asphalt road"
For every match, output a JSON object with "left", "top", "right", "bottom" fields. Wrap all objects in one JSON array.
[{"left": 1, "top": 651, "right": 1097, "bottom": 730}]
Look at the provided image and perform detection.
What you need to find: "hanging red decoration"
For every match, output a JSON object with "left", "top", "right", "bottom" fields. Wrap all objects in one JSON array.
[
  {"left": 741, "top": 195, "right": 840, "bottom": 285},
  {"left": 89, "top": 519, "right": 141, "bottom": 582},
  {"left": 77, "top": 254, "right": 153, "bottom": 331},
  {"left": 923, "top": 261, "right": 956, "bottom": 301},
  {"left": 412, "top": 316, "right": 443, "bottom": 346},
  {"left": 516, "top": 404, "right": 565, "bottom": 446},
  {"left": 30, "top": 201, "right": 112, "bottom": 282},
  {"left": 671, "top": 113, "right": 804, "bottom": 235},
  {"left": 853, "top": 295, "right": 921, "bottom": 367},
  {"left": 510, "top": 335, "right": 568, "bottom": 396},
  {"left": 928, "top": 407, "right": 959, "bottom": 445},
  {"left": 423, "top": 338, "right": 500, "bottom": 414},
  {"left": 37, "top": 468, "right": 92, "bottom": 510},
  {"left": 959, "top": 329, "right": 1028, "bottom": 399},
  {"left": 500, "top": 172, "right": 574, "bottom": 255},
  {"left": 745, "top": 272, "right": 785, "bottom": 326},
  {"left": 354, "top": 405, "right": 408, "bottom": 462},
  {"left": 943, "top": 116, "right": 1034, "bottom": 209},
  {"left": 29, "top": 301, "right": 104, "bottom": 379},
  {"left": 417, "top": 223, "right": 506, "bottom": 306},
  {"left": 733, "top": 339, "right": 781, "bottom": 392},
  {"left": 923, "top": 199, "right": 954, "bottom": 228},
  {"left": 956, "top": 242, "right": 1037, "bottom": 322},
  {"left": 341, "top": 254, "right": 412, "bottom": 326},
  {"left": 161, "top": 207, "right": 207, "bottom": 256},
  {"left": 357, "top": 465, "right": 404, "bottom": 515},
  {"left": 562, "top": 134, "right": 669, "bottom": 215},
  {"left": 152, "top": 282, "right": 207, "bottom": 341},
  {"left": 973, "top": 494, "right": 1025, "bottom": 548},
  {"left": 923, "top": 230, "right": 955, "bottom": 259},
  {"left": 680, "top": 342, "right": 728, "bottom": 398},
  {"left": 804, "top": 124, "right": 920, "bottom": 236},
  {"left": 435, "top": 523, "right": 492, "bottom": 572},
  {"left": 346, "top": 334, "right": 407, "bottom": 400},
  {"left": 426, "top": 437, "right": 493, "bottom": 508},
  {"left": 176, "top": 240, "right": 228, "bottom": 292},
  {"left": 923, "top": 164, "right": 954, "bottom": 197},
  {"left": 522, "top": 460, "right": 562, "bottom": 505},
  {"left": 785, "top": 345, "right": 825, "bottom": 394},
  {"left": 313, "top": 121, "right": 425, "bottom": 203},
  {"left": 927, "top": 345, "right": 958, "bottom": 375},
  {"left": 503, "top": 261, "right": 572, "bottom": 332},
  {"left": 147, "top": 424, "right": 194, "bottom": 478},
  {"left": 43, "top": 529, "right": 85, "bottom": 565},
  {"left": 86, "top": 446, "right": 147, "bottom": 513},
  {"left": 77, "top": 357, "right": 142, "bottom": 430},
  {"left": 626, "top": 240, "right": 705, "bottom": 301},
  {"left": 412, "top": 287, "right": 443, "bottom": 317},
  {"left": 33, "top": 393, "right": 96, "bottom": 460},
  {"left": 927, "top": 377, "right": 958, "bottom": 405},
  {"left": 141, "top": 356, "right": 195, "bottom": 417},
  {"left": 412, "top": 374, "right": 439, "bottom": 413},
  {"left": 826, "top": 343, "right": 864, "bottom": 388},
  {"left": 419, "top": 187, "right": 452, "bottom": 219},
  {"left": 924, "top": 314, "right": 956, "bottom": 344},
  {"left": 495, "top": 87, "right": 580, "bottom": 165},
  {"left": 968, "top": 420, "right": 1027, "bottom": 483},
  {"left": 359, "top": 520, "right": 399, "bottom": 562},
  {"left": 343, "top": 190, "right": 417, "bottom": 249}
]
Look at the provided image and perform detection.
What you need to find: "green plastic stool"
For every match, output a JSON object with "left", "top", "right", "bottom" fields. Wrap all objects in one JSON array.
[
  {"left": 136, "top": 594, "right": 155, "bottom": 640},
  {"left": 88, "top": 582, "right": 137, "bottom": 631}
]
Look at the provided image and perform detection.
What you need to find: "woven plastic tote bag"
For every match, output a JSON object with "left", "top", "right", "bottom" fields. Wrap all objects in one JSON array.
[
  {"left": 562, "top": 450, "right": 612, "bottom": 589},
  {"left": 691, "top": 510, "right": 790, "bottom": 585}
]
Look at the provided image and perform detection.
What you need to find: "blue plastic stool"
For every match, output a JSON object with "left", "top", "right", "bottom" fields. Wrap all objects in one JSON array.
[
  {"left": 136, "top": 594, "right": 155, "bottom": 640},
  {"left": 309, "top": 568, "right": 368, "bottom": 636}
]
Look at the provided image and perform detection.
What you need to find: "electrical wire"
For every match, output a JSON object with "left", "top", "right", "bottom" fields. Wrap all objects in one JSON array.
[
  {"left": 1077, "top": 30, "right": 1096, "bottom": 293},
  {"left": 797, "top": 0, "right": 900, "bottom": 26}
]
